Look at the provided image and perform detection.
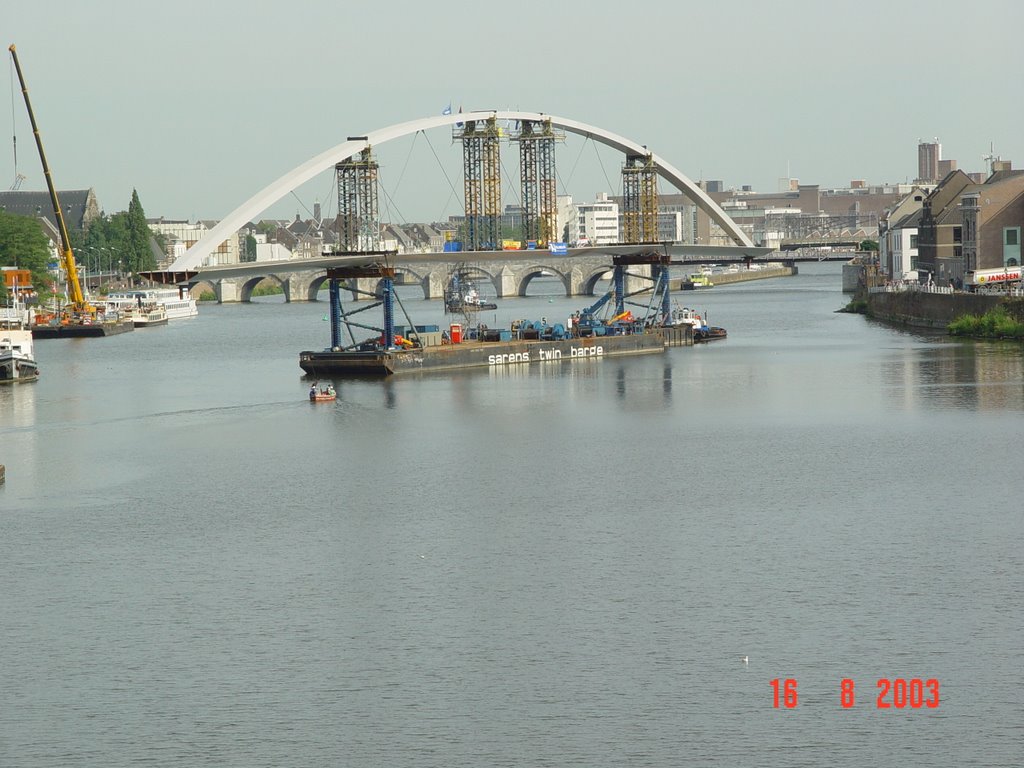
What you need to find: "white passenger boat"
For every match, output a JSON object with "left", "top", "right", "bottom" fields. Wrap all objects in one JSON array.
[
  {"left": 126, "top": 304, "right": 168, "bottom": 327},
  {"left": 106, "top": 288, "right": 198, "bottom": 320}
]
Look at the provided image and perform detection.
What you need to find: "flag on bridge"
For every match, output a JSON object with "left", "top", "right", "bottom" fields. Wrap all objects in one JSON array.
[{"left": 442, "top": 104, "right": 452, "bottom": 115}]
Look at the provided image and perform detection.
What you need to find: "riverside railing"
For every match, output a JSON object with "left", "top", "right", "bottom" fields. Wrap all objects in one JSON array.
[{"left": 868, "top": 282, "right": 1024, "bottom": 298}]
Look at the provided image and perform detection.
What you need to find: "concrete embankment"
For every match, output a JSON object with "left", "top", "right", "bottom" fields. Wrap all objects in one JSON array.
[
  {"left": 864, "top": 291, "right": 1024, "bottom": 329},
  {"left": 674, "top": 265, "right": 796, "bottom": 290}
]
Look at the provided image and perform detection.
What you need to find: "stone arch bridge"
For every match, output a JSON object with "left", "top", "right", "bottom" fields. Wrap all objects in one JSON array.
[{"left": 200, "top": 253, "right": 632, "bottom": 303}]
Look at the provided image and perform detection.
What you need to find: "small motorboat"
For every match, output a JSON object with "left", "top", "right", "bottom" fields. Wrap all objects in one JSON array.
[{"left": 308, "top": 383, "right": 336, "bottom": 402}]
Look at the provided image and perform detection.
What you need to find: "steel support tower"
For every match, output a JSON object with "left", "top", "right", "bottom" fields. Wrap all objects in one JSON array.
[
  {"left": 327, "top": 262, "right": 398, "bottom": 349},
  {"left": 537, "top": 125, "right": 558, "bottom": 245},
  {"left": 518, "top": 124, "right": 538, "bottom": 243},
  {"left": 456, "top": 117, "right": 502, "bottom": 250},
  {"left": 621, "top": 153, "right": 658, "bottom": 244},
  {"left": 513, "top": 119, "right": 562, "bottom": 245},
  {"left": 516, "top": 118, "right": 565, "bottom": 244},
  {"left": 611, "top": 252, "right": 672, "bottom": 323},
  {"left": 336, "top": 147, "right": 380, "bottom": 252},
  {"left": 481, "top": 118, "right": 501, "bottom": 249}
]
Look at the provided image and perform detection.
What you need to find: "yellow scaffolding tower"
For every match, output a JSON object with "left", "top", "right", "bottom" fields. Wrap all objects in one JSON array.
[
  {"left": 455, "top": 116, "right": 502, "bottom": 250},
  {"left": 514, "top": 119, "right": 563, "bottom": 246},
  {"left": 622, "top": 153, "right": 658, "bottom": 244}
]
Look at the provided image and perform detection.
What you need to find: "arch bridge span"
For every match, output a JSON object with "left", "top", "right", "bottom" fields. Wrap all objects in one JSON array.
[
  {"left": 169, "top": 110, "right": 753, "bottom": 272},
  {"left": 206, "top": 253, "right": 620, "bottom": 303}
]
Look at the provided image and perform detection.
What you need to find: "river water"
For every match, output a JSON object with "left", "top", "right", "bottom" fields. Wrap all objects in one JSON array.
[{"left": 2, "top": 263, "right": 1022, "bottom": 766}]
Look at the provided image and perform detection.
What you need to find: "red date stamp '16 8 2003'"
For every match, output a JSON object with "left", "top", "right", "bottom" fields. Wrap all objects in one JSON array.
[{"left": 770, "top": 678, "right": 940, "bottom": 709}]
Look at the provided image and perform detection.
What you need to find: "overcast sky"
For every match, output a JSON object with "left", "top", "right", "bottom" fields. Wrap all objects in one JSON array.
[{"left": 5, "top": 0, "right": 1023, "bottom": 224}]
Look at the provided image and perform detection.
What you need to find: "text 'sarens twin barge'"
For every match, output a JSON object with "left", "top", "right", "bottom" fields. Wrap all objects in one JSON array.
[{"left": 299, "top": 258, "right": 713, "bottom": 378}]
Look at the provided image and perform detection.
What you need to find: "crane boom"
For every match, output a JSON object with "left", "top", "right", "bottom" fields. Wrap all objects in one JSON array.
[{"left": 8, "top": 43, "right": 88, "bottom": 311}]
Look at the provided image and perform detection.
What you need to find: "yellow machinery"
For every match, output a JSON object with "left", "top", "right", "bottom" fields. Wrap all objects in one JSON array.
[{"left": 9, "top": 44, "right": 93, "bottom": 319}]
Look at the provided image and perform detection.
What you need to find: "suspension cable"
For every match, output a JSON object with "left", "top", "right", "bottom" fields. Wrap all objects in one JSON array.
[
  {"left": 560, "top": 133, "right": 589, "bottom": 192},
  {"left": 591, "top": 139, "right": 618, "bottom": 197},
  {"left": 422, "top": 129, "right": 462, "bottom": 211}
]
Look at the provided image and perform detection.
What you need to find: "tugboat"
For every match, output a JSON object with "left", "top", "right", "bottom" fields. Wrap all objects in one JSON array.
[
  {"left": 667, "top": 305, "right": 727, "bottom": 342},
  {"left": 444, "top": 269, "right": 497, "bottom": 313}
]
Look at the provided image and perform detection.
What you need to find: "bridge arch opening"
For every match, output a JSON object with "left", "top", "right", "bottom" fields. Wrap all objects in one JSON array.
[
  {"left": 306, "top": 274, "right": 334, "bottom": 302},
  {"left": 445, "top": 265, "right": 499, "bottom": 300},
  {"left": 191, "top": 279, "right": 216, "bottom": 301},
  {"left": 516, "top": 266, "right": 570, "bottom": 297},
  {"left": 581, "top": 268, "right": 614, "bottom": 297},
  {"left": 240, "top": 275, "right": 286, "bottom": 303}
]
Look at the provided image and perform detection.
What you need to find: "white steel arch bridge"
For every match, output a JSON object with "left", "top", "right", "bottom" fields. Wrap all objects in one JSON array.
[{"left": 169, "top": 110, "right": 754, "bottom": 273}]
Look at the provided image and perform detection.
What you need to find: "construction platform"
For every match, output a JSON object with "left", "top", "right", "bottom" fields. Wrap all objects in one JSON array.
[{"left": 32, "top": 320, "right": 135, "bottom": 338}]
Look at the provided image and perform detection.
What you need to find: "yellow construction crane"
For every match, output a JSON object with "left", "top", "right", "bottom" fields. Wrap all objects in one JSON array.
[{"left": 8, "top": 43, "right": 93, "bottom": 318}]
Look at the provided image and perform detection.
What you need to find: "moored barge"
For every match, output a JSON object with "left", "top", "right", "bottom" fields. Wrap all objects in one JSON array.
[
  {"left": 301, "top": 331, "right": 672, "bottom": 376},
  {"left": 302, "top": 255, "right": 706, "bottom": 378}
]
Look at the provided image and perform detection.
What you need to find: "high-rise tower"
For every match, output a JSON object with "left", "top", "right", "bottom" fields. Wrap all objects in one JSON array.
[{"left": 917, "top": 139, "right": 941, "bottom": 183}]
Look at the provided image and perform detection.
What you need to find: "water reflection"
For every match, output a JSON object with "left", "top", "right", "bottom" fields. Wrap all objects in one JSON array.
[
  {"left": 0, "top": 381, "right": 38, "bottom": 427},
  {"left": 885, "top": 341, "right": 1024, "bottom": 411}
]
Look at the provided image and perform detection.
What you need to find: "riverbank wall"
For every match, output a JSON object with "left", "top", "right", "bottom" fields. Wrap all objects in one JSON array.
[
  {"left": 675, "top": 265, "right": 796, "bottom": 290},
  {"left": 865, "top": 291, "right": 1024, "bottom": 329}
]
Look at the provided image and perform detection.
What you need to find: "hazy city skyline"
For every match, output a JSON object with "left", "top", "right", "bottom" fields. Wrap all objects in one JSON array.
[{"left": 6, "top": 0, "right": 1023, "bottom": 224}]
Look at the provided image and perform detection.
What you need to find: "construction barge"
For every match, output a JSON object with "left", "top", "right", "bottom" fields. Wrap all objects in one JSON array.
[
  {"left": 299, "top": 256, "right": 711, "bottom": 378},
  {"left": 31, "top": 319, "right": 134, "bottom": 338}
]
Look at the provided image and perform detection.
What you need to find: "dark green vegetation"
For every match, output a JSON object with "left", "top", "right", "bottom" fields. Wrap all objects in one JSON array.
[
  {"left": 949, "top": 306, "right": 1024, "bottom": 339},
  {"left": 840, "top": 296, "right": 869, "bottom": 314},
  {"left": 0, "top": 209, "right": 51, "bottom": 288},
  {"left": 1, "top": 190, "right": 161, "bottom": 298},
  {"left": 78, "top": 189, "right": 158, "bottom": 275},
  {"left": 251, "top": 283, "right": 284, "bottom": 297}
]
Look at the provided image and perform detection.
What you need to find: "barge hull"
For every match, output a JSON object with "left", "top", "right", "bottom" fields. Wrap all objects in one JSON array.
[
  {"left": 300, "top": 333, "right": 667, "bottom": 377},
  {"left": 32, "top": 321, "right": 135, "bottom": 338}
]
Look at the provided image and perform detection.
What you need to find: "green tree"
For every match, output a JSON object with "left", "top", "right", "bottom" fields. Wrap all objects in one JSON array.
[
  {"left": 859, "top": 239, "right": 879, "bottom": 252},
  {"left": 0, "top": 210, "right": 52, "bottom": 289},
  {"left": 82, "top": 213, "right": 130, "bottom": 275},
  {"left": 245, "top": 234, "right": 258, "bottom": 262},
  {"left": 126, "top": 189, "right": 156, "bottom": 273}
]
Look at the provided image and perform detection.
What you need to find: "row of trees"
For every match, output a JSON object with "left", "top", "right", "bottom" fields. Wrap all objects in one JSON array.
[
  {"left": 0, "top": 209, "right": 52, "bottom": 293},
  {"left": 76, "top": 190, "right": 161, "bottom": 275},
  {"left": 0, "top": 189, "right": 161, "bottom": 296}
]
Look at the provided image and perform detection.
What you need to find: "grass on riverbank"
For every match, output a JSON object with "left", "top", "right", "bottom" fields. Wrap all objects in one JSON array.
[
  {"left": 839, "top": 297, "right": 868, "bottom": 314},
  {"left": 948, "top": 306, "right": 1024, "bottom": 339}
]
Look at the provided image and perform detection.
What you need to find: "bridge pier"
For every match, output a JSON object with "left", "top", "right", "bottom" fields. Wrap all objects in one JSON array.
[
  {"left": 285, "top": 274, "right": 316, "bottom": 302},
  {"left": 424, "top": 272, "right": 445, "bottom": 300},
  {"left": 568, "top": 265, "right": 587, "bottom": 296},
  {"left": 216, "top": 280, "right": 240, "bottom": 303},
  {"left": 497, "top": 265, "right": 517, "bottom": 298}
]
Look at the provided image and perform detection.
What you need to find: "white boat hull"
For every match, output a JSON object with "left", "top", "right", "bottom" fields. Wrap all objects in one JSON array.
[{"left": 0, "top": 328, "right": 39, "bottom": 383}]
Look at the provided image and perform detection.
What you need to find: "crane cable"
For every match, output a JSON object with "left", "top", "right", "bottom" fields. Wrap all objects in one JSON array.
[{"left": 9, "top": 52, "right": 17, "bottom": 186}]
